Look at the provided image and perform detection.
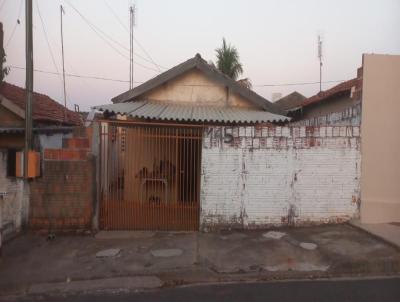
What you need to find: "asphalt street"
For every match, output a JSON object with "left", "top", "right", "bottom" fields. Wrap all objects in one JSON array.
[{"left": 14, "top": 276, "right": 400, "bottom": 302}]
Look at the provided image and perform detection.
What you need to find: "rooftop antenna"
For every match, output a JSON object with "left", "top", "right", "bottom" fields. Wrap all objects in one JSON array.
[
  {"left": 60, "top": 5, "right": 67, "bottom": 121},
  {"left": 318, "top": 34, "right": 323, "bottom": 93},
  {"left": 129, "top": 4, "right": 136, "bottom": 89}
]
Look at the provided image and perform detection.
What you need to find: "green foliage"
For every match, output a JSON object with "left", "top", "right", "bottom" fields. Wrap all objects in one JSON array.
[
  {"left": 237, "top": 78, "right": 252, "bottom": 89},
  {"left": 215, "top": 38, "right": 243, "bottom": 80}
]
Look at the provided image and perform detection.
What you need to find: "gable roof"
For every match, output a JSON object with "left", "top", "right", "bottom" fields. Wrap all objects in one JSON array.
[
  {"left": 0, "top": 82, "right": 82, "bottom": 126},
  {"left": 297, "top": 78, "right": 361, "bottom": 110},
  {"left": 112, "top": 54, "right": 283, "bottom": 115},
  {"left": 274, "top": 91, "right": 306, "bottom": 111}
]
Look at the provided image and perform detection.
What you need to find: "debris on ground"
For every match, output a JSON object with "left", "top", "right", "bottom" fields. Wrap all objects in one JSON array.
[
  {"left": 263, "top": 231, "right": 286, "bottom": 240},
  {"left": 96, "top": 248, "right": 121, "bottom": 258}
]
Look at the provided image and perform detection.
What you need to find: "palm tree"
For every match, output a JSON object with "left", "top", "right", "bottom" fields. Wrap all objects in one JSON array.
[
  {"left": 236, "top": 77, "right": 252, "bottom": 89},
  {"left": 0, "top": 54, "right": 9, "bottom": 83},
  {"left": 215, "top": 38, "right": 243, "bottom": 80}
]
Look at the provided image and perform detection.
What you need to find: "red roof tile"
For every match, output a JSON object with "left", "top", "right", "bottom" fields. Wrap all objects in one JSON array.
[
  {"left": 0, "top": 82, "right": 82, "bottom": 125},
  {"left": 300, "top": 78, "right": 361, "bottom": 108}
]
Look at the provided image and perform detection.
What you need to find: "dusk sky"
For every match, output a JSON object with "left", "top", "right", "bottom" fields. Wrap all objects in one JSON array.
[{"left": 1, "top": 0, "right": 399, "bottom": 111}]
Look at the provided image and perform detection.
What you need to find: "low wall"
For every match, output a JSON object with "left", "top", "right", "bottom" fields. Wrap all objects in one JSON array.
[
  {"left": 200, "top": 125, "right": 361, "bottom": 230},
  {"left": 29, "top": 134, "right": 94, "bottom": 232},
  {"left": 0, "top": 150, "right": 29, "bottom": 242}
]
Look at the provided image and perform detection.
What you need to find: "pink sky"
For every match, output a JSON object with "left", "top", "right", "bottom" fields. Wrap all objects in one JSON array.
[{"left": 1, "top": 0, "right": 399, "bottom": 111}]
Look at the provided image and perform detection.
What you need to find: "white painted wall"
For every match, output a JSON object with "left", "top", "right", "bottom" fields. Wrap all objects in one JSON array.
[
  {"left": 0, "top": 150, "right": 29, "bottom": 247},
  {"left": 200, "top": 126, "right": 361, "bottom": 230}
]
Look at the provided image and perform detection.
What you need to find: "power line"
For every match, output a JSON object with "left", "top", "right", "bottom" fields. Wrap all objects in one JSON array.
[
  {"left": 9, "top": 65, "right": 131, "bottom": 83},
  {"left": 103, "top": 0, "right": 129, "bottom": 32},
  {"left": 64, "top": 0, "right": 130, "bottom": 60},
  {"left": 254, "top": 80, "right": 345, "bottom": 87},
  {"left": 5, "top": 0, "right": 23, "bottom": 48},
  {"left": 132, "top": 35, "right": 163, "bottom": 72},
  {"left": 35, "top": 0, "right": 62, "bottom": 82},
  {"left": 64, "top": 0, "right": 160, "bottom": 73},
  {"left": 103, "top": 0, "right": 164, "bottom": 71},
  {"left": 8, "top": 65, "right": 347, "bottom": 88}
]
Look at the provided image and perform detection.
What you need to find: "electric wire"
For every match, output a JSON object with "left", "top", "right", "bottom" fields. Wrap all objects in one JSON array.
[
  {"left": 65, "top": 0, "right": 160, "bottom": 73},
  {"left": 103, "top": 0, "right": 164, "bottom": 71},
  {"left": 35, "top": 0, "right": 62, "bottom": 82},
  {"left": 8, "top": 65, "right": 347, "bottom": 88},
  {"left": 5, "top": 0, "right": 23, "bottom": 48}
]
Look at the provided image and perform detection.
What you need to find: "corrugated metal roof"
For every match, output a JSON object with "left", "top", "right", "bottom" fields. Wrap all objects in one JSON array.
[
  {"left": 94, "top": 101, "right": 290, "bottom": 123},
  {"left": 0, "top": 127, "right": 76, "bottom": 134},
  {"left": 0, "top": 128, "right": 24, "bottom": 134}
]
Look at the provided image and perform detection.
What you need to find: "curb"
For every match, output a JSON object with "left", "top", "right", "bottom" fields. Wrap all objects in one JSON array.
[{"left": 27, "top": 276, "right": 163, "bottom": 295}]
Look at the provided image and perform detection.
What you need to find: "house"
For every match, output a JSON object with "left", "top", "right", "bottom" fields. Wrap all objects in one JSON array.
[
  {"left": 273, "top": 91, "right": 306, "bottom": 113},
  {"left": 360, "top": 54, "right": 400, "bottom": 224},
  {"left": 0, "top": 81, "right": 83, "bottom": 248},
  {"left": 0, "top": 81, "right": 82, "bottom": 147},
  {"left": 281, "top": 75, "right": 362, "bottom": 126},
  {"left": 93, "top": 54, "right": 361, "bottom": 231}
]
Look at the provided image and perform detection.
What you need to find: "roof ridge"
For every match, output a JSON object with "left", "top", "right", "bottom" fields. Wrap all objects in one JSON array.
[{"left": 110, "top": 54, "right": 286, "bottom": 116}]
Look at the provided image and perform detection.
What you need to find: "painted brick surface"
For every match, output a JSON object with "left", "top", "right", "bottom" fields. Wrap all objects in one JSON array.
[
  {"left": 291, "top": 103, "right": 362, "bottom": 126},
  {"left": 201, "top": 126, "right": 361, "bottom": 230},
  {"left": 0, "top": 150, "right": 29, "bottom": 241}
]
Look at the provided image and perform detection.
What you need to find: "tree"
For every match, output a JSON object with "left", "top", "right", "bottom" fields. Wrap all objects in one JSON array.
[
  {"left": 215, "top": 38, "right": 243, "bottom": 80},
  {"left": 0, "top": 53, "right": 9, "bottom": 83},
  {"left": 214, "top": 38, "right": 252, "bottom": 89},
  {"left": 237, "top": 77, "right": 252, "bottom": 89},
  {"left": 0, "top": 22, "right": 9, "bottom": 83}
]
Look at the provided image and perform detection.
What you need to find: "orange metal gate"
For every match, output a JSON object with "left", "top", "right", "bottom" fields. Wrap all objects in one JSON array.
[{"left": 99, "top": 121, "right": 202, "bottom": 231}]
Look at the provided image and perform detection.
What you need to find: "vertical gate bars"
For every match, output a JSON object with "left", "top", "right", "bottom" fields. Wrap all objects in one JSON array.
[{"left": 99, "top": 121, "right": 203, "bottom": 231}]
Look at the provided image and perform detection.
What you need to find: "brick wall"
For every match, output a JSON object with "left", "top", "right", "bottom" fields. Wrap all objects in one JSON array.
[
  {"left": 29, "top": 134, "right": 94, "bottom": 231},
  {"left": 200, "top": 125, "right": 361, "bottom": 230}
]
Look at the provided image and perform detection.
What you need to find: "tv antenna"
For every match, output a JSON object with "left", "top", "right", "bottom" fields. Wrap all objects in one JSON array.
[
  {"left": 129, "top": 4, "right": 136, "bottom": 89},
  {"left": 318, "top": 35, "right": 323, "bottom": 92},
  {"left": 60, "top": 5, "right": 67, "bottom": 120}
]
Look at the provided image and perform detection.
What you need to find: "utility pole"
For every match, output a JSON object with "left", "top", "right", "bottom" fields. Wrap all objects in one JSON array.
[
  {"left": 24, "top": 0, "right": 33, "bottom": 178},
  {"left": 0, "top": 22, "right": 4, "bottom": 82},
  {"left": 60, "top": 5, "right": 67, "bottom": 121},
  {"left": 318, "top": 35, "right": 323, "bottom": 93},
  {"left": 129, "top": 5, "right": 135, "bottom": 89}
]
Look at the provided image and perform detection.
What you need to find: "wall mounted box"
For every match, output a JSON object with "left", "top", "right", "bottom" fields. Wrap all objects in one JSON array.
[{"left": 16, "top": 151, "right": 40, "bottom": 178}]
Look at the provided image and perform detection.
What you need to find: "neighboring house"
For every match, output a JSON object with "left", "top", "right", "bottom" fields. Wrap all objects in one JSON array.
[
  {"left": 360, "top": 54, "right": 400, "bottom": 224},
  {"left": 94, "top": 54, "right": 361, "bottom": 231},
  {"left": 273, "top": 91, "right": 306, "bottom": 113},
  {"left": 0, "top": 81, "right": 82, "bottom": 148},
  {"left": 282, "top": 75, "right": 362, "bottom": 126},
  {"left": 0, "top": 82, "right": 82, "bottom": 247}
]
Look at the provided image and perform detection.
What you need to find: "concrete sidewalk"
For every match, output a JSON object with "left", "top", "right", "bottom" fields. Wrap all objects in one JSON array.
[
  {"left": 350, "top": 220, "right": 400, "bottom": 249},
  {"left": 0, "top": 224, "right": 399, "bottom": 297}
]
